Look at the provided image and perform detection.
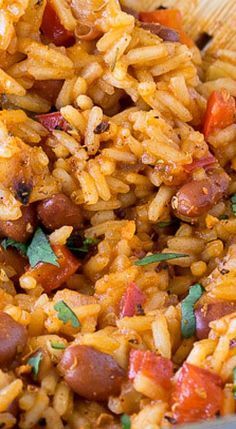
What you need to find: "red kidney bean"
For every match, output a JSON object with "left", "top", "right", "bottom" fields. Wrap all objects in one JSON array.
[
  {"left": 195, "top": 302, "right": 236, "bottom": 339},
  {"left": 172, "top": 169, "right": 230, "bottom": 218},
  {"left": 37, "top": 194, "right": 82, "bottom": 231},
  {"left": 0, "top": 205, "right": 37, "bottom": 243},
  {"left": 0, "top": 312, "right": 27, "bottom": 367},
  {"left": 58, "top": 345, "right": 126, "bottom": 401},
  {"left": 0, "top": 247, "right": 27, "bottom": 278},
  {"left": 139, "top": 22, "right": 180, "bottom": 42}
]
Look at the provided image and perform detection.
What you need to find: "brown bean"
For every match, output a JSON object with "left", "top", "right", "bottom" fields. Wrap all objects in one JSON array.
[
  {"left": 172, "top": 169, "right": 230, "bottom": 218},
  {"left": 139, "top": 22, "right": 180, "bottom": 42},
  {"left": 0, "top": 205, "right": 37, "bottom": 243},
  {"left": 58, "top": 345, "right": 126, "bottom": 401},
  {"left": 0, "top": 247, "right": 27, "bottom": 278},
  {"left": 37, "top": 194, "right": 82, "bottom": 231},
  {"left": 0, "top": 312, "right": 27, "bottom": 367},
  {"left": 195, "top": 302, "right": 236, "bottom": 339}
]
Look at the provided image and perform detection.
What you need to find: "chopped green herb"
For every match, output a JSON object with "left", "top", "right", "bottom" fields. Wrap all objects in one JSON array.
[
  {"left": 181, "top": 283, "right": 204, "bottom": 338},
  {"left": 121, "top": 414, "right": 131, "bottom": 429},
  {"left": 156, "top": 220, "right": 173, "bottom": 228},
  {"left": 50, "top": 341, "right": 66, "bottom": 350},
  {"left": 54, "top": 300, "right": 81, "bottom": 328},
  {"left": 27, "top": 227, "right": 59, "bottom": 268},
  {"left": 231, "top": 195, "right": 236, "bottom": 216},
  {"left": 67, "top": 237, "right": 99, "bottom": 253},
  {"left": 28, "top": 351, "right": 43, "bottom": 377},
  {"left": 233, "top": 367, "right": 236, "bottom": 399},
  {"left": 134, "top": 252, "right": 188, "bottom": 266},
  {"left": 219, "top": 214, "right": 229, "bottom": 220},
  {"left": 1, "top": 238, "right": 27, "bottom": 256}
]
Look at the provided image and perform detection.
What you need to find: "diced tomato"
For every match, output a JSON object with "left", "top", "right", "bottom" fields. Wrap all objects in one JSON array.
[
  {"left": 129, "top": 349, "right": 173, "bottom": 390},
  {"left": 32, "top": 80, "right": 63, "bottom": 104},
  {"left": 41, "top": 2, "right": 75, "bottom": 47},
  {"left": 184, "top": 154, "right": 217, "bottom": 173},
  {"left": 203, "top": 89, "right": 236, "bottom": 139},
  {"left": 172, "top": 362, "right": 223, "bottom": 424},
  {"left": 139, "top": 9, "right": 194, "bottom": 47},
  {"left": 120, "top": 282, "right": 146, "bottom": 317},
  {"left": 36, "top": 112, "right": 69, "bottom": 132},
  {"left": 24, "top": 245, "right": 80, "bottom": 293}
]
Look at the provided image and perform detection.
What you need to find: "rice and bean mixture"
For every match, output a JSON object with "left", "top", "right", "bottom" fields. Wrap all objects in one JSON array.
[{"left": 0, "top": 0, "right": 236, "bottom": 427}]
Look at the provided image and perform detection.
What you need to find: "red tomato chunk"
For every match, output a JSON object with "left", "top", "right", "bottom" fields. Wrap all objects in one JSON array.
[
  {"left": 172, "top": 362, "right": 223, "bottom": 424},
  {"left": 129, "top": 349, "right": 173, "bottom": 390},
  {"left": 203, "top": 89, "right": 236, "bottom": 138},
  {"left": 41, "top": 2, "right": 75, "bottom": 47},
  {"left": 120, "top": 282, "right": 146, "bottom": 317},
  {"left": 24, "top": 245, "right": 80, "bottom": 293},
  {"left": 36, "top": 112, "right": 69, "bottom": 132}
]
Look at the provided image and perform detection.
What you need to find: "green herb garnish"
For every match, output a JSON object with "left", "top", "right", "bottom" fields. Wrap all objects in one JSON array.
[
  {"left": 121, "top": 414, "right": 131, "bottom": 429},
  {"left": 134, "top": 252, "right": 188, "bottom": 266},
  {"left": 181, "top": 283, "right": 204, "bottom": 338},
  {"left": 50, "top": 341, "right": 66, "bottom": 350},
  {"left": 28, "top": 351, "right": 43, "bottom": 377},
  {"left": 27, "top": 227, "right": 59, "bottom": 268},
  {"left": 54, "top": 300, "right": 81, "bottom": 328},
  {"left": 68, "top": 237, "right": 99, "bottom": 253},
  {"left": 231, "top": 195, "right": 236, "bottom": 216},
  {"left": 233, "top": 367, "right": 236, "bottom": 399},
  {"left": 219, "top": 214, "right": 229, "bottom": 220},
  {"left": 1, "top": 238, "right": 27, "bottom": 256}
]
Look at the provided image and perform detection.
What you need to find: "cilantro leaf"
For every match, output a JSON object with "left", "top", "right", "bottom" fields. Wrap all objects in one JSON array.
[
  {"left": 27, "top": 227, "right": 59, "bottom": 268},
  {"left": 1, "top": 238, "right": 27, "bottom": 256},
  {"left": 231, "top": 195, "right": 236, "bottom": 216},
  {"left": 181, "top": 283, "right": 204, "bottom": 338},
  {"left": 50, "top": 341, "right": 66, "bottom": 350},
  {"left": 28, "top": 351, "right": 43, "bottom": 377},
  {"left": 121, "top": 414, "right": 131, "bottom": 429},
  {"left": 233, "top": 367, "right": 236, "bottom": 399},
  {"left": 54, "top": 300, "right": 81, "bottom": 328},
  {"left": 134, "top": 252, "right": 188, "bottom": 266},
  {"left": 67, "top": 237, "right": 99, "bottom": 253}
]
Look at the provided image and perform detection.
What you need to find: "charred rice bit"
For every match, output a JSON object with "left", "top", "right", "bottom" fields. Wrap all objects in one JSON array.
[{"left": 0, "top": 0, "right": 235, "bottom": 428}]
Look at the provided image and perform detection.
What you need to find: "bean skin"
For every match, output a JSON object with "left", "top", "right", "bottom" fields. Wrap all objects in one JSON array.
[
  {"left": 172, "top": 169, "right": 230, "bottom": 218},
  {"left": 0, "top": 312, "right": 27, "bottom": 367},
  {"left": 58, "top": 345, "right": 126, "bottom": 401},
  {"left": 37, "top": 194, "right": 82, "bottom": 231},
  {"left": 0, "top": 205, "right": 37, "bottom": 243},
  {"left": 195, "top": 302, "right": 236, "bottom": 339},
  {"left": 0, "top": 247, "right": 27, "bottom": 278},
  {"left": 139, "top": 22, "right": 180, "bottom": 42}
]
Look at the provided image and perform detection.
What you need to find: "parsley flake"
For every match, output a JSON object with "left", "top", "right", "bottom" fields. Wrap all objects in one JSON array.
[
  {"left": 28, "top": 351, "right": 43, "bottom": 377},
  {"left": 50, "top": 341, "right": 66, "bottom": 350},
  {"left": 67, "top": 237, "right": 99, "bottom": 253},
  {"left": 233, "top": 367, "right": 236, "bottom": 399},
  {"left": 27, "top": 227, "right": 59, "bottom": 268},
  {"left": 121, "top": 414, "right": 131, "bottom": 429},
  {"left": 231, "top": 195, "right": 236, "bottom": 216},
  {"left": 1, "top": 238, "right": 27, "bottom": 256},
  {"left": 181, "top": 283, "right": 204, "bottom": 338},
  {"left": 134, "top": 252, "right": 188, "bottom": 266},
  {"left": 54, "top": 300, "right": 81, "bottom": 328}
]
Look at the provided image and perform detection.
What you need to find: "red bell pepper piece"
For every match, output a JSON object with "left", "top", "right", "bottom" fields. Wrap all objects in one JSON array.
[
  {"left": 36, "top": 112, "right": 69, "bottom": 132},
  {"left": 41, "top": 2, "right": 75, "bottom": 47},
  {"left": 139, "top": 9, "right": 194, "bottom": 47},
  {"left": 129, "top": 349, "right": 173, "bottom": 390},
  {"left": 25, "top": 245, "right": 80, "bottom": 293},
  {"left": 203, "top": 89, "right": 236, "bottom": 139},
  {"left": 184, "top": 154, "right": 216, "bottom": 173},
  {"left": 120, "top": 282, "right": 146, "bottom": 317},
  {"left": 172, "top": 362, "right": 223, "bottom": 424}
]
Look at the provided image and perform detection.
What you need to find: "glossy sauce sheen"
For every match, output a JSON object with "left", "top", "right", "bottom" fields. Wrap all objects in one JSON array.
[
  {"left": 37, "top": 194, "right": 82, "bottom": 230},
  {"left": 59, "top": 345, "right": 126, "bottom": 401},
  {"left": 0, "top": 312, "right": 27, "bottom": 367}
]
